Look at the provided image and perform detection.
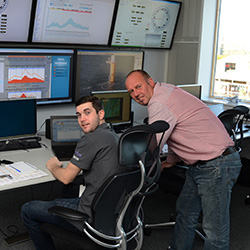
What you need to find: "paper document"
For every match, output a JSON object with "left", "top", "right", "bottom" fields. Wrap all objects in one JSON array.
[
  {"left": 8, "top": 161, "right": 38, "bottom": 175},
  {"left": 0, "top": 161, "right": 48, "bottom": 186}
]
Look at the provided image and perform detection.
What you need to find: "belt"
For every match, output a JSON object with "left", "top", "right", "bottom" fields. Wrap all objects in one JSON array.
[{"left": 195, "top": 146, "right": 237, "bottom": 166}]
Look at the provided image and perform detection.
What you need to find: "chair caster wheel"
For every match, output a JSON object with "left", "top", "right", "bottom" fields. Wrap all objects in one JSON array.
[
  {"left": 144, "top": 227, "right": 152, "bottom": 236},
  {"left": 245, "top": 194, "right": 250, "bottom": 205}
]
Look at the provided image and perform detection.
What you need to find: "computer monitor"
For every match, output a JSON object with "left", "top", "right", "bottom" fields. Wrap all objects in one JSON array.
[
  {"left": 0, "top": 48, "right": 75, "bottom": 105},
  {"left": 75, "top": 49, "right": 144, "bottom": 99},
  {"left": 91, "top": 90, "right": 132, "bottom": 126},
  {"left": 31, "top": 0, "right": 117, "bottom": 46},
  {"left": 111, "top": 0, "right": 181, "bottom": 49},
  {"left": 177, "top": 84, "right": 202, "bottom": 99},
  {"left": 0, "top": 98, "right": 37, "bottom": 140},
  {"left": 0, "top": 0, "right": 34, "bottom": 43}
]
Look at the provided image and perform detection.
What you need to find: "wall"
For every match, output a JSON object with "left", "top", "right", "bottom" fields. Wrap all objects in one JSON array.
[{"left": 167, "top": 0, "right": 203, "bottom": 85}]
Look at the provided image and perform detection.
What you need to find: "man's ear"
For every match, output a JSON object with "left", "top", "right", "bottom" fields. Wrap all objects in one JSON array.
[
  {"left": 99, "top": 109, "right": 105, "bottom": 120},
  {"left": 148, "top": 77, "right": 155, "bottom": 87}
]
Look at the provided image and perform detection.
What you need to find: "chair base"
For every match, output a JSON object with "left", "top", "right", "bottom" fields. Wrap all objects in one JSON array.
[
  {"left": 41, "top": 223, "right": 107, "bottom": 250},
  {"left": 144, "top": 221, "right": 206, "bottom": 241}
]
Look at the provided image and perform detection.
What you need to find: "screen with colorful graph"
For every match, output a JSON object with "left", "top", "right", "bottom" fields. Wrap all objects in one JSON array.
[
  {"left": 0, "top": 48, "right": 75, "bottom": 105},
  {"left": 31, "top": 0, "right": 117, "bottom": 45}
]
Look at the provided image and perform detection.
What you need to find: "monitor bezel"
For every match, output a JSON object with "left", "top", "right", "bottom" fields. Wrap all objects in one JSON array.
[
  {"left": 0, "top": 46, "right": 76, "bottom": 106},
  {"left": 0, "top": 0, "right": 36, "bottom": 44},
  {"left": 91, "top": 90, "right": 132, "bottom": 125},
  {"left": 30, "top": 0, "right": 118, "bottom": 47},
  {"left": 110, "top": 0, "right": 182, "bottom": 49},
  {"left": 0, "top": 98, "right": 37, "bottom": 140},
  {"left": 75, "top": 48, "right": 144, "bottom": 101}
]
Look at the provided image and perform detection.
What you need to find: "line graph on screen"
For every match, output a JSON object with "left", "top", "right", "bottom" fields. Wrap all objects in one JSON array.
[
  {"left": 8, "top": 68, "right": 45, "bottom": 84},
  {"left": 45, "top": 7, "right": 91, "bottom": 35}
]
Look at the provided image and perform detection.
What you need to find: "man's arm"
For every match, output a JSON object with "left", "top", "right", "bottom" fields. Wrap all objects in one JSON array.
[{"left": 46, "top": 157, "right": 81, "bottom": 185}]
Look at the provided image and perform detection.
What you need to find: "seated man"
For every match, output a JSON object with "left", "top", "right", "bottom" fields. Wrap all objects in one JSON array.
[{"left": 21, "top": 96, "right": 122, "bottom": 250}]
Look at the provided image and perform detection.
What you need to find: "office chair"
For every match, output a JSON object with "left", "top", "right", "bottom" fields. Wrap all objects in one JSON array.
[
  {"left": 40, "top": 120, "right": 170, "bottom": 250},
  {"left": 218, "top": 105, "right": 249, "bottom": 152},
  {"left": 218, "top": 105, "right": 250, "bottom": 205}
]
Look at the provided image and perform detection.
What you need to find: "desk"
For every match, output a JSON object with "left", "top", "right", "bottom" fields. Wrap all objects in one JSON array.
[{"left": 0, "top": 136, "right": 67, "bottom": 192}]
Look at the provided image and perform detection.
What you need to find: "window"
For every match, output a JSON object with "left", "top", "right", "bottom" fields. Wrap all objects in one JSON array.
[{"left": 211, "top": 0, "right": 250, "bottom": 103}]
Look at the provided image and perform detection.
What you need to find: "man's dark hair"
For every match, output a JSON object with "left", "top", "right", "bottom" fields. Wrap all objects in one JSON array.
[
  {"left": 126, "top": 69, "right": 151, "bottom": 82},
  {"left": 75, "top": 96, "right": 103, "bottom": 114}
]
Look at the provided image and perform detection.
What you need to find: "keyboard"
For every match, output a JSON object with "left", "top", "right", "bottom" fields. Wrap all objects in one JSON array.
[{"left": 0, "top": 138, "right": 41, "bottom": 152}]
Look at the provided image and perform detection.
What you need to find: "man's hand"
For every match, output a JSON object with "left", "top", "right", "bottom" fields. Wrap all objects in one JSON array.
[
  {"left": 46, "top": 157, "right": 63, "bottom": 172},
  {"left": 161, "top": 161, "right": 175, "bottom": 171},
  {"left": 46, "top": 157, "right": 81, "bottom": 185}
]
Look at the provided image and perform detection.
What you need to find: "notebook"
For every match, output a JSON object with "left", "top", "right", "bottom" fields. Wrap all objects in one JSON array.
[{"left": 50, "top": 116, "right": 84, "bottom": 161}]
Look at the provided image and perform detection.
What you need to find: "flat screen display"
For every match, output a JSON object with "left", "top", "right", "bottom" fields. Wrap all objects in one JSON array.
[
  {"left": 0, "top": 98, "right": 37, "bottom": 140},
  {"left": 0, "top": 0, "right": 33, "bottom": 42},
  {"left": 177, "top": 84, "right": 202, "bottom": 99},
  {"left": 32, "top": 0, "right": 116, "bottom": 45},
  {"left": 75, "top": 49, "right": 144, "bottom": 99},
  {"left": 91, "top": 90, "right": 132, "bottom": 125},
  {"left": 0, "top": 48, "right": 75, "bottom": 105},
  {"left": 111, "top": 0, "right": 181, "bottom": 49}
]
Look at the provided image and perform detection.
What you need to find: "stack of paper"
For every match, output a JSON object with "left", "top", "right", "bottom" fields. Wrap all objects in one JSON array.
[{"left": 0, "top": 161, "right": 48, "bottom": 186}]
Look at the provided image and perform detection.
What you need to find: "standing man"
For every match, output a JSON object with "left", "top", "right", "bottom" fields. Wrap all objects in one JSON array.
[
  {"left": 125, "top": 70, "right": 241, "bottom": 250},
  {"left": 21, "top": 96, "right": 122, "bottom": 250}
]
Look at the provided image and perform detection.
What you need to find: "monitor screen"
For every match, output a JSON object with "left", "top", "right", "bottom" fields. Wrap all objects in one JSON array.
[
  {"left": 0, "top": 0, "right": 33, "bottom": 42},
  {"left": 32, "top": 0, "right": 116, "bottom": 45},
  {"left": 91, "top": 90, "right": 132, "bottom": 125},
  {"left": 0, "top": 98, "right": 37, "bottom": 140},
  {"left": 0, "top": 48, "right": 75, "bottom": 105},
  {"left": 75, "top": 49, "right": 144, "bottom": 99},
  {"left": 51, "top": 116, "right": 83, "bottom": 143},
  {"left": 177, "top": 84, "right": 202, "bottom": 99},
  {"left": 111, "top": 0, "right": 181, "bottom": 49}
]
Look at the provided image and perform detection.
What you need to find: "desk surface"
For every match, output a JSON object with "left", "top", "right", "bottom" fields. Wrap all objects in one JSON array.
[{"left": 0, "top": 136, "right": 68, "bottom": 192}]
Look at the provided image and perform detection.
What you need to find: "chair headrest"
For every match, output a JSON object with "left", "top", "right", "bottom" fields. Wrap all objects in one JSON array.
[
  {"left": 118, "top": 121, "right": 169, "bottom": 167},
  {"left": 123, "top": 120, "right": 169, "bottom": 135}
]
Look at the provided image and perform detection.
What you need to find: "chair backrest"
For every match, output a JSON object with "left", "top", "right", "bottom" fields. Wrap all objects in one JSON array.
[
  {"left": 218, "top": 105, "right": 249, "bottom": 149},
  {"left": 91, "top": 169, "right": 141, "bottom": 236},
  {"left": 90, "top": 121, "right": 169, "bottom": 238}
]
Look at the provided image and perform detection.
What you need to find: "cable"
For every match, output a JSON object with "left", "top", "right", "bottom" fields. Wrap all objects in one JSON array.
[
  {"left": 37, "top": 119, "right": 46, "bottom": 133},
  {"left": 0, "top": 225, "right": 19, "bottom": 238}
]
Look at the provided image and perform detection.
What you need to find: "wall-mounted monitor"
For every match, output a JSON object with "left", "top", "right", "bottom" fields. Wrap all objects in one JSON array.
[
  {"left": 32, "top": 0, "right": 117, "bottom": 46},
  {"left": 0, "top": 98, "right": 37, "bottom": 140},
  {"left": 0, "top": 48, "right": 75, "bottom": 105},
  {"left": 0, "top": 0, "right": 34, "bottom": 42},
  {"left": 111, "top": 0, "right": 181, "bottom": 49},
  {"left": 91, "top": 90, "right": 132, "bottom": 127},
  {"left": 75, "top": 49, "right": 144, "bottom": 100}
]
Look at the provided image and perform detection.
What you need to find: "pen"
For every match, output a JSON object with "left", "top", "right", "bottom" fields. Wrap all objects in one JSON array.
[
  {"left": 0, "top": 174, "right": 13, "bottom": 179},
  {"left": 9, "top": 165, "right": 21, "bottom": 173}
]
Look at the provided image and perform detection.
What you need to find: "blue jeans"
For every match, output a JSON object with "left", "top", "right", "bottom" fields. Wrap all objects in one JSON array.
[
  {"left": 170, "top": 151, "right": 241, "bottom": 250},
  {"left": 21, "top": 197, "right": 80, "bottom": 250}
]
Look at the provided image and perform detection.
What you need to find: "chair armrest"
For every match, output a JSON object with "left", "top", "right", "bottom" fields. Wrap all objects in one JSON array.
[{"left": 48, "top": 206, "right": 89, "bottom": 221}]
